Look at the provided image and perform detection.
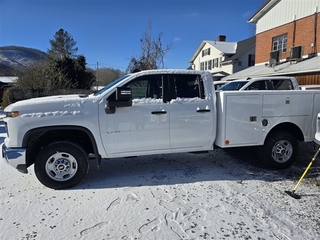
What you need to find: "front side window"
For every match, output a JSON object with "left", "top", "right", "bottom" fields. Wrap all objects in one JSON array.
[
  {"left": 123, "top": 75, "right": 162, "bottom": 99},
  {"left": 219, "top": 81, "right": 248, "bottom": 91},
  {"left": 94, "top": 75, "right": 129, "bottom": 96},
  {"left": 272, "top": 34, "right": 287, "bottom": 53}
]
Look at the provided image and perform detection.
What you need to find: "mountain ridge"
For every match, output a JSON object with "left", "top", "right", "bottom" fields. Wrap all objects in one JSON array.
[{"left": 0, "top": 46, "right": 47, "bottom": 76}]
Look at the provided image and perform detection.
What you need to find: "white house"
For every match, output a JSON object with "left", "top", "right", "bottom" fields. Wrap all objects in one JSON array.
[{"left": 189, "top": 35, "right": 255, "bottom": 81}]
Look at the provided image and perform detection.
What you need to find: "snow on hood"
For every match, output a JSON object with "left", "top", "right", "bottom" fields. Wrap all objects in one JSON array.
[
  {"left": 5, "top": 94, "right": 93, "bottom": 110},
  {"left": 4, "top": 94, "right": 102, "bottom": 119}
]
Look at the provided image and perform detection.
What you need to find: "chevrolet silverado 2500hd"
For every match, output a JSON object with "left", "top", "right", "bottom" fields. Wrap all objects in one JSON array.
[{"left": 2, "top": 69, "right": 320, "bottom": 189}]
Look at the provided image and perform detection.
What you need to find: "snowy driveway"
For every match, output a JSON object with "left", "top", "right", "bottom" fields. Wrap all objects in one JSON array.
[{"left": 0, "top": 118, "right": 319, "bottom": 239}]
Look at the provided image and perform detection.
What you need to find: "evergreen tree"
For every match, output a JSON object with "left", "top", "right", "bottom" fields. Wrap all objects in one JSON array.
[
  {"left": 48, "top": 28, "right": 78, "bottom": 59},
  {"left": 45, "top": 29, "right": 95, "bottom": 89}
]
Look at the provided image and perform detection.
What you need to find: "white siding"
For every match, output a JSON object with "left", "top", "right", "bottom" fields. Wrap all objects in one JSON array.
[
  {"left": 233, "top": 47, "right": 256, "bottom": 73},
  {"left": 191, "top": 42, "right": 234, "bottom": 75},
  {"left": 256, "top": 0, "right": 320, "bottom": 33}
]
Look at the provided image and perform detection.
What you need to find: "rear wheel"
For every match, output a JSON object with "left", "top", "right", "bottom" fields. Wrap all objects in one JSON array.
[
  {"left": 259, "top": 131, "right": 298, "bottom": 169},
  {"left": 34, "top": 141, "right": 89, "bottom": 189}
]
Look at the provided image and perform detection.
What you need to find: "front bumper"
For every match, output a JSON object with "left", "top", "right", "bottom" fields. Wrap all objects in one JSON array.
[{"left": 2, "top": 143, "right": 28, "bottom": 173}]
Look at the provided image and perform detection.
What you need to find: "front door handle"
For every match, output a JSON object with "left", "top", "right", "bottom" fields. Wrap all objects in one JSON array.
[{"left": 151, "top": 111, "right": 167, "bottom": 115}]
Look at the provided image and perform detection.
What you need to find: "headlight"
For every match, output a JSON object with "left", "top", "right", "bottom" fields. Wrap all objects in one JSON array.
[{"left": 5, "top": 111, "right": 19, "bottom": 118}]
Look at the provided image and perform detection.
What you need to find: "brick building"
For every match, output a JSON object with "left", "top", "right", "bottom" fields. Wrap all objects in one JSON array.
[{"left": 223, "top": 0, "right": 320, "bottom": 84}]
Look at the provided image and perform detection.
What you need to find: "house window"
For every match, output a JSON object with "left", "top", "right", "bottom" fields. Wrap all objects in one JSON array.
[
  {"left": 202, "top": 48, "right": 211, "bottom": 57},
  {"left": 208, "top": 60, "right": 212, "bottom": 70},
  {"left": 205, "top": 61, "right": 207, "bottom": 70},
  {"left": 215, "top": 58, "right": 219, "bottom": 68},
  {"left": 200, "top": 62, "right": 204, "bottom": 70},
  {"left": 272, "top": 34, "right": 287, "bottom": 53},
  {"left": 248, "top": 54, "right": 255, "bottom": 66}
]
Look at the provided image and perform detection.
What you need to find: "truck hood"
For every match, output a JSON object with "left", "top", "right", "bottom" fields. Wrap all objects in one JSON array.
[{"left": 4, "top": 94, "right": 97, "bottom": 114}]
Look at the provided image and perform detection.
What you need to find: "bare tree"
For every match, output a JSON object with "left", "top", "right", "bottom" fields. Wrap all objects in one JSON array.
[
  {"left": 97, "top": 67, "right": 125, "bottom": 86},
  {"left": 127, "top": 21, "right": 173, "bottom": 73}
]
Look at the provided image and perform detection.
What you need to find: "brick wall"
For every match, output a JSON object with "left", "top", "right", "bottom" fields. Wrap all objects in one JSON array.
[{"left": 256, "top": 13, "right": 320, "bottom": 64}]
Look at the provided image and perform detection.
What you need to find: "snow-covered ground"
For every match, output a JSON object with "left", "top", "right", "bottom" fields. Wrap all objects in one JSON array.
[{"left": 0, "top": 117, "right": 319, "bottom": 239}]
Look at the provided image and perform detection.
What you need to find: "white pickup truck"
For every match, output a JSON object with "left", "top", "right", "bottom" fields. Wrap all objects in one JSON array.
[
  {"left": 2, "top": 69, "right": 320, "bottom": 189},
  {"left": 218, "top": 76, "right": 300, "bottom": 91}
]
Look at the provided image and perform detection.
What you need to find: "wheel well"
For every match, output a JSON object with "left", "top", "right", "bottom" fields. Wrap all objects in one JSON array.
[
  {"left": 23, "top": 126, "right": 99, "bottom": 168},
  {"left": 266, "top": 122, "right": 304, "bottom": 143}
]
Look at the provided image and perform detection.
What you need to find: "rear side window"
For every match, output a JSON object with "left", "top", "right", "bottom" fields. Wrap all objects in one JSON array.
[
  {"left": 245, "top": 81, "right": 267, "bottom": 90},
  {"left": 272, "top": 79, "right": 293, "bottom": 90},
  {"left": 171, "top": 74, "right": 205, "bottom": 99}
]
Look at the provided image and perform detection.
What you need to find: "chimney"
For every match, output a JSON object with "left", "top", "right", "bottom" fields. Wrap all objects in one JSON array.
[{"left": 218, "top": 35, "right": 226, "bottom": 42}]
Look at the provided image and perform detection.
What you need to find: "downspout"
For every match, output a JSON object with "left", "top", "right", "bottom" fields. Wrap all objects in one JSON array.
[
  {"left": 293, "top": 15, "right": 296, "bottom": 47},
  {"left": 313, "top": 7, "right": 318, "bottom": 55}
]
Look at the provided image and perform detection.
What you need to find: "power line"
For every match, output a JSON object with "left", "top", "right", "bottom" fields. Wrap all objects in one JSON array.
[{"left": 86, "top": 60, "right": 127, "bottom": 70}]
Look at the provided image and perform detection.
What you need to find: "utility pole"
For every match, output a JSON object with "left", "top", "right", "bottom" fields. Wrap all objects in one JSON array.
[{"left": 96, "top": 62, "right": 99, "bottom": 90}]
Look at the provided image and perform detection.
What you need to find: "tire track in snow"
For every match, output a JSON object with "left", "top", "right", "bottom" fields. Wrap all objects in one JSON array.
[
  {"left": 80, "top": 222, "right": 109, "bottom": 237},
  {"left": 150, "top": 185, "right": 210, "bottom": 239}
]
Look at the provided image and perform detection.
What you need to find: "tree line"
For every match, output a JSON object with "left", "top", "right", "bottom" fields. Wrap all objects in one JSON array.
[
  {"left": 2, "top": 23, "right": 172, "bottom": 107},
  {"left": 14, "top": 22, "right": 172, "bottom": 90}
]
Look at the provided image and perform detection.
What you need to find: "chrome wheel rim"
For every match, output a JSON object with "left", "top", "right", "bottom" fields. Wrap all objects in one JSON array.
[
  {"left": 45, "top": 152, "right": 78, "bottom": 181},
  {"left": 271, "top": 140, "right": 293, "bottom": 163}
]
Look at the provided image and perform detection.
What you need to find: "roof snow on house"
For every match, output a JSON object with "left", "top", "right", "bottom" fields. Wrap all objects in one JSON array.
[
  {"left": 222, "top": 54, "right": 320, "bottom": 81},
  {"left": 224, "top": 36, "right": 256, "bottom": 63},
  {"left": 0, "top": 76, "right": 17, "bottom": 84},
  {"left": 205, "top": 40, "right": 237, "bottom": 54},
  {"left": 189, "top": 40, "right": 237, "bottom": 63}
]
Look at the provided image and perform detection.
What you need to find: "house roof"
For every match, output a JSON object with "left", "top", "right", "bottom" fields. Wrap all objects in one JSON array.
[
  {"left": 0, "top": 76, "right": 17, "bottom": 83},
  {"left": 248, "top": 0, "right": 280, "bottom": 23},
  {"left": 222, "top": 55, "right": 320, "bottom": 80},
  {"left": 189, "top": 40, "right": 237, "bottom": 63},
  {"left": 205, "top": 40, "right": 237, "bottom": 54},
  {"left": 224, "top": 36, "right": 256, "bottom": 62}
]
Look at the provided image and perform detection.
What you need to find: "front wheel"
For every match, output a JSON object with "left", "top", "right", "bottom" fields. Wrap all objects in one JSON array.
[
  {"left": 259, "top": 131, "right": 299, "bottom": 169},
  {"left": 34, "top": 141, "right": 89, "bottom": 189}
]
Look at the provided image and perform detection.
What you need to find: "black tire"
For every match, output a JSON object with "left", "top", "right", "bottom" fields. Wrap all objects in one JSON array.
[
  {"left": 34, "top": 141, "right": 89, "bottom": 189},
  {"left": 259, "top": 131, "right": 299, "bottom": 169}
]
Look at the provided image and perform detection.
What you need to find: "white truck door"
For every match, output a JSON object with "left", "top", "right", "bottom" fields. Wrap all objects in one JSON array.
[
  {"left": 169, "top": 74, "right": 214, "bottom": 149},
  {"left": 100, "top": 75, "right": 170, "bottom": 156}
]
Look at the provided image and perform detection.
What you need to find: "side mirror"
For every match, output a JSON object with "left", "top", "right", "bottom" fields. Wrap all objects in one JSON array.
[{"left": 106, "top": 87, "right": 132, "bottom": 114}]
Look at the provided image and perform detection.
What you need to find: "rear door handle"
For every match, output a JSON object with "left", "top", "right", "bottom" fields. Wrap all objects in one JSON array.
[
  {"left": 196, "top": 109, "right": 211, "bottom": 113},
  {"left": 151, "top": 111, "right": 167, "bottom": 115}
]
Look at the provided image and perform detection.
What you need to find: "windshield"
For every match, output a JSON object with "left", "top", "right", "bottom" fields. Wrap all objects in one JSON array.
[
  {"left": 218, "top": 81, "right": 248, "bottom": 91},
  {"left": 94, "top": 75, "right": 130, "bottom": 96}
]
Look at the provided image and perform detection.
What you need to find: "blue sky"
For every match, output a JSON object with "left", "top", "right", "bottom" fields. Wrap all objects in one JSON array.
[{"left": 0, "top": 0, "right": 265, "bottom": 71}]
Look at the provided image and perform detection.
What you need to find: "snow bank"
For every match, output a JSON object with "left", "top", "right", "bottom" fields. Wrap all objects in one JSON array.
[{"left": 0, "top": 116, "right": 319, "bottom": 239}]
